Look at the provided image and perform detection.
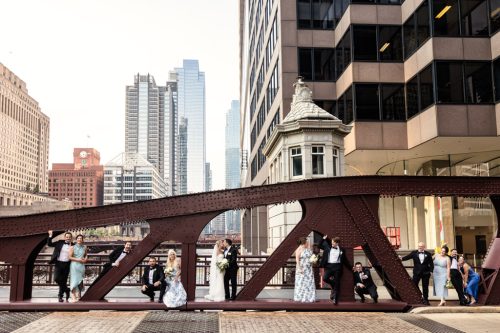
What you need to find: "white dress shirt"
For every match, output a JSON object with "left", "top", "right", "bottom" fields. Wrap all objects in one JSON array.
[
  {"left": 328, "top": 247, "right": 340, "bottom": 264},
  {"left": 418, "top": 251, "right": 425, "bottom": 264},
  {"left": 112, "top": 252, "right": 127, "bottom": 266},
  {"left": 148, "top": 268, "right": 156, "bottom": 284},
  {"left": 450, "top": 257, "right": 458, "bottom": 270},
  {"left": 58, "top": 243, "right": 70, "bottom": 262}
]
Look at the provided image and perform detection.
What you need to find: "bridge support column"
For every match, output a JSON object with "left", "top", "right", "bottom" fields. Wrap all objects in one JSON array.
[{"left": 480, "top": 196, "right": 500, "bottom": 305}]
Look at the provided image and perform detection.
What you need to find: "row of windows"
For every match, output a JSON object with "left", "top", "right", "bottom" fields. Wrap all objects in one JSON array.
[
  {"left": 250, "top": 109, "right": 281, "bottom": 180},
  {"left": 327, "top": 60, "right": 495, "bottom": 124}
]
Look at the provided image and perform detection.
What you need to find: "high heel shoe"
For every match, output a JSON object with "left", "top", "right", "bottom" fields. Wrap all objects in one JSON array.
[{"left": 438, "top": 301, "right": 446, "bottom": 306}]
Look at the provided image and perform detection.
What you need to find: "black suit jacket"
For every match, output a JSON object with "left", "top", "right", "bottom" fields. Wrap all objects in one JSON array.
[
  {"left": 47, "top": 236, "right": 73, "bottom": 264},
  {"left": 353, "top": 268, "right": 376, "bottom": 289},
  {"left": 319, "top": 239, "right": 351, "bottom": 269},
  {"left": 401, "top": 250, "right": 434, "bottom": 275},
  {"left": 103, "top": 246, "right": 126, "bottom": 269},
  {"left": 142, "top": 264, "right": 165, "bottom": 285},
  {"left": 224, "top": 245, "right": 239, "bottom": 271}
]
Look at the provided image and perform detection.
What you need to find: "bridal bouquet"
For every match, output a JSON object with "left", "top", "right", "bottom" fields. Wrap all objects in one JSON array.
[
  {"left": 165, "top": 266, "right": 174, "bottom": 278},
  {"left": 217, "top": 258, "right": 229, "bottom": 272},
  {"left": 309, "top": 254, "right": 319, "bottom": 264},
  {"left": 445, "top": 279, "right": 454, "bottom": 289}
]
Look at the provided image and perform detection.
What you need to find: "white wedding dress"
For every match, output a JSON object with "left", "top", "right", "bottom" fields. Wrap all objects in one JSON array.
[{"left": 204, "top": 245, "right": 225, "bottom": 302}]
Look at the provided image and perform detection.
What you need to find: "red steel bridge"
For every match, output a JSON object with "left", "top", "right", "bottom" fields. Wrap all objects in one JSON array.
[{"left": 0, "top": 176, "right": 499, "bottom": 311}]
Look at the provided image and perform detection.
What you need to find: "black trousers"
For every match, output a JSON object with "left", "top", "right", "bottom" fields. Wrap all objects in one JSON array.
[
  {"left": 451, "top": 269, "right": 467, "bottom": 304},
  {"left": 224, "top": 269, "right": 238, "bottom": 299},
  {"left": 323, "top": 263, "right": 342, "bottom": 298},
  {"left": 355, "top": 285, "right": 378, "bottom": 300},
  {"left": 141, "top": 282, "right": 167, "bottom": 300},
  {"left": 54, "top": 261, "right": 71, "bottom": 298},
  {"left": 412, "top": 271, "right": 430, "bottom": 301}
]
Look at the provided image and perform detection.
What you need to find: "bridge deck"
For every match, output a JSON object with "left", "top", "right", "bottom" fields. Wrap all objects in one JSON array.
[{"left": 0, "top": 298, "right": 410, "bottom": 312}]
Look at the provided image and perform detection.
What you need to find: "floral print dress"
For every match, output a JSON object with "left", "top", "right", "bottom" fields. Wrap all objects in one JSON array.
[{"left": 293, "top": 248, "right": 316, "bottom": 302}]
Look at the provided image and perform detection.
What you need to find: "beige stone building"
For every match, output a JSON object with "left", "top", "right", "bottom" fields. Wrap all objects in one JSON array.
[
  {"left": 0, "top": 63, "right": 50, "bottom": 206},
  {"left": 239, "top": 0, "right": 500, "bottom": 258}
]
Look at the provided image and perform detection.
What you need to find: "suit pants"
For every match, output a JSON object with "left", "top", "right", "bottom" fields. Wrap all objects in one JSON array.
[
  {"left": 323, "top": 263, "right": 342, "bottom": 298},
  {"left": 355, "top": 285, "right": 378, "bottom": 300},
  {"left": 54, "top": 261, "right": 70, "bottom": 298},
  {"left": 141, "top": 282, "right": 167, "bottom": 300},
  {"left": 224, "top": 268, "right": 238, "bottom": 299},
  {"left": 450, "top": 269, "right": 467, "bottom": 304},
  {"left": 412, "top": 271, "right": 430, "bottom": 301}
]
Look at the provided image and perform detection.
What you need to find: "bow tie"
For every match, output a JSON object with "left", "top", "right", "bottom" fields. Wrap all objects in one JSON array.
[
  {"left": 65, "top": 242, "right": 70, "bottom": 244},
  {"left": 332, "top": 247, "right": 338, "bottom": 250},
  {"left": 122, "top": 251, "right": 129, "bottom": 254}
]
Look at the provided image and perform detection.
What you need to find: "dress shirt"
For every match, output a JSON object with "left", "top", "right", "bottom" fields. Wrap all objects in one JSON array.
[
  {"left": 328, "top": 247, "right": 340, "bottom": 264},
  {"left": 112, "top": 252, "right": 128, "bottom": 266},
  {"left": 418, "top": 251, "right": 425, "bottom": 264},
  {"left": 450, "top": 257, "right": 458, "bottom": 270},
  {"left": 148, "top": 268, "right": 156, "bottom": 284},
  {"left": 58, "top": 243, "right": 70, "bottom": 262}
]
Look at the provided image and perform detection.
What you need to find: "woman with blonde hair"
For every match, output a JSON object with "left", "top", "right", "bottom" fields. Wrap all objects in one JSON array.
[
  {"left": 163, "top": 249, "right": 187, "bottom": 308},
  {"left": 204, "top": 240, "right": 226, "bottom": 301}
]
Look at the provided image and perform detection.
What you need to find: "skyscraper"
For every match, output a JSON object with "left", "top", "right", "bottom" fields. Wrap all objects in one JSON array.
[
  {"left": 225, "top": 100, "right": 241, "bottom": 233},
  {"left": 0, "top": 63, "right": 50, "bottom": 206},
  {"left": 175, "top": 60, "right": 206, "bottom": 194}
]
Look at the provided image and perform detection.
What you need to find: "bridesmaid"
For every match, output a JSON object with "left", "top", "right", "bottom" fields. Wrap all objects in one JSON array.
[
  {"left": 432, "top": 245, "right": 450, "bottom": 306},
  {"left": 69, "top": 234, "right": 88, "bottom": 301},
  {"left": 459, "top": 256, "right": 480, "bottom": 305},
  {"left": 293, "top": 237, "right": 316, "bottom": 302}
]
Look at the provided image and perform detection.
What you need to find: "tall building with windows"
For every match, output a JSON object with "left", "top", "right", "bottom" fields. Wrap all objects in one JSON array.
[
  {"left": 225, "top": 100, "right": 242, "bottom": 233},
  {"left": 0, "top": 63, "right": 50, "bottom": 207},
  {"left": 240, "top": 0, "right": 500, "bottom": 256},
  {"left": 175, "top": 60, "right": 206, "bottom": 194},
  {"left": 49, "top": 148, "right": 104, "bottom": 208}
]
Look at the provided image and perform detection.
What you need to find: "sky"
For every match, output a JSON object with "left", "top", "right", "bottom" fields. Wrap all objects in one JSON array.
[{"left": 0, "top": 0, "right": 240, "bottom": 190}]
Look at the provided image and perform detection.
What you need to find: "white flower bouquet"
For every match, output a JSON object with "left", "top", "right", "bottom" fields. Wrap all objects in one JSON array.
[
  {"left": 217, "top": 258, "right": 229, "bottom": 272},
  {"left": 164, "top": 266, "right": 174, "bottom": 278},
  {"left": 310, "top": 254, "right": 319, "bottom": 264}
]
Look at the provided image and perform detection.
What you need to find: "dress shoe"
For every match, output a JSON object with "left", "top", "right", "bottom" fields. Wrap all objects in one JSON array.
[
  {"left": 230, "top": 297, "right": 236, "bottom": 301},
  {"left": 373, "top": 298, "right": 378, "bottom": 304},
  {"left": 158, "top": 298, "right": 163, "bottom": 303},
  {"left": 65, "top": 288, "right": 70, "bottom": 301},
  {"left": 58, "top": 297, "right": 64, "bottom": 303},
  {"left": 332, "top": 298, "right": 338, "bottom": 305},
  {"left": 360, "top": 297, "right": 365, "bottom": 303},
  {"left": 149, "top": 297, "right": 154, "bottom": 302},
  {"left": 329, "top": 289, "right": 335, "bottom": 300},
  {"left": 423, "top": 300, "right": 430, "bottom": 306}
]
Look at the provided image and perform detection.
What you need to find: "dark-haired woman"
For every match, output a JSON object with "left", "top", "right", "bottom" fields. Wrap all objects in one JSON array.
[
  {"left": 433, "top": 245, "right": 450, "bottom": 306},
  {"left": 459, "top": 256, "right": 479, "bottom": 305},
  {"left": 293, "top": 237, "right": 316, "bottom": 302},
  {"left": 69, "top": 234, "right": 88, "bottom": 302}
]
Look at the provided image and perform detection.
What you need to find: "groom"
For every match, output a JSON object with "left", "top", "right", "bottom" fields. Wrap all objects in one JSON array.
[{"left": 223, "top": 239, "right": 239, "bottom": 300}]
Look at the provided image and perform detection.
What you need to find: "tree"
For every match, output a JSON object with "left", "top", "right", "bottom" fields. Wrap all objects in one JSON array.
[
  {"left": 25, "top": 183, "right": 31, "bottom": 192},
  {"left": 33, "top": 184, "right": 40, "bottom": 194}
]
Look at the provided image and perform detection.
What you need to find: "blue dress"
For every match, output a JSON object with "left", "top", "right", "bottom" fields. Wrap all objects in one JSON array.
[
  {"left": 294, "top": 248, "right": 316, "bottom": 302},
  {"left": 461, "top": 265, "right": 480, "bottom": 300},
  {"left": 433, "top": 255, "right": 449, "bottom": 298},
  {"left": 163, "top": 266, "right": 187, "bottom": 308},
  {"left": 70, "top": 244, "right": 86, "bottom": 293}
]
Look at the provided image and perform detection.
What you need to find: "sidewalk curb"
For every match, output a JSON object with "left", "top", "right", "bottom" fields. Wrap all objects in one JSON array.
[{"left": 410, "top": 306, "right": 500, "bottom": 314}]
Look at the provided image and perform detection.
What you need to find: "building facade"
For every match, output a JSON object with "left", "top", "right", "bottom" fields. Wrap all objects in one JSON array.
[
  {"left": 175, "top": 60, "right": 206, "bottom": 194},
  {"left": 239, "top": 0, "right": 500, "bottom": 257},
  {"left": 225, "top": 100, "right": 242, "bottom": 234},
  {"left": 0, "top": 63, "right": 50, "bottom": 206},
  {"left": 48, "top": 148, "right": 104, "bottom": 208}
]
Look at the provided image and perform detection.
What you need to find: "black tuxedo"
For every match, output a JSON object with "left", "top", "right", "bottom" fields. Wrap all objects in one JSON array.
[
  {"left": 141, "top": 264, "right": 167, "bottom": 301},
  {"left": 401, "top": 250, "right": 434, "bottom": 302},
  {"left": 90, "top": 246, "right": 129, "bottom": 288},
  {"left": 320, "top": 239, "right": 351, "bottom": 302},
  {"left": 450, "top": 255, "right": 467, "bottom": 305},
  {"left": 353, "top": 268, "right": 378, "bottom": 302},
  {"left": 47, "top": 236, "right": 73, "bottom": 299},
  {"left": 224, "top": 245, "right": 239, "bottom": 300}
]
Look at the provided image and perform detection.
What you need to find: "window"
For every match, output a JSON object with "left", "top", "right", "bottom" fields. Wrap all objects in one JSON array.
[
  {"left": 494, "top": 58, "right": 500, "bottom": 101},
  {"left": 381, "top": 84, "right": 406, "bottom": 120},
  {"left": 291, "top": 147, "right": 303, "bottom": 177},
  {"left": 378, "top": 26, "right": 403, "bottom": 61},
  {"left": 406, "top": 76, "right": 419, "bottom": 118},
  {"left": 404, "top": 0, "right": 430, "bottom": 59},
  {"left": 355, "top": 84, "right": 380, "bottom": 120},
  {"left": 267, "top": 61, "right": 280, "bottom": 109},
  {"left": 464, "top": 62, "right": 493, "bottom": 103},
  {"left": 461, "top": 0, "right": 488, "bottom": 36},
  {"left": 332, "top": 147, "right": 339, "bottom": 176},
  {"left": 336, "top": 28, "right": 351, "bottom": 77},
  {"left": 433, "top": 0, "right": 460, "bottom": 36},
  {"left": 419, "top": 64, "right": 435, "bottom": 110},
  {"left": 314, "top": 100, "right": 336, "bottom": 115},
  {"left": 490, "top": 0, "right": 500, "bottom": 33},
  {"left": 353, "top": 26, "right": 377, "bottom": 61},
  {"left": 299, "top": 48, "right": 335, "bottom": 81},
  {"left": 312, "top": 146, "right": 325, "bottom": 175},
  {"left": 297, "top": 0, "right": 334, "bottom": 29},
  {"left": 436, "top": 62, "right": 464, "bottom": 103}
]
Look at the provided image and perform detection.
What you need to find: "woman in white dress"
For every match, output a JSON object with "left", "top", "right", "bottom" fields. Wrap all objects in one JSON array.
[
  {"left": 163, "top": 250, "right": 187, "bottom": 308},
  {"left": 294, "top": 237, "right": 316, "bottom": 302},
  {"left": 204, "top": 240, "right": 226, "bottom": 301}
]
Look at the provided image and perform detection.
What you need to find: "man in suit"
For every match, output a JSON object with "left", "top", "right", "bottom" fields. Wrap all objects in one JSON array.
[
  {"left": 141, "top": 257, "right": 167, "bottom": 302},
  {"left": 90, "top": 241, "right": 132, "bottom": 289},
  {"left": 223, "top": 238, "right": 239, "bottom": 300},
  {"left": 353, "top": 262, "right": 378, "bottom": 303},
  {"left": 47, "top": 230, "right": 73, "bottom": 302},
  {"left": 320, "top": 235, "right": 351, "bottom": 305},
  {"left": 449, "top": 248, "right": 468, "bottom": 306},
  {"left": 400, "top": 242, "right": 434, "bottom": 305}
]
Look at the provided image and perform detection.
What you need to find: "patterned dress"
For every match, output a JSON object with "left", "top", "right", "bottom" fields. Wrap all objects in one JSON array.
[
  {"left": 294, "top": 248, "right": 316, "bottom": 302},
  {"left": 163, "top": 266, "right": 187, "bottom": 308}
]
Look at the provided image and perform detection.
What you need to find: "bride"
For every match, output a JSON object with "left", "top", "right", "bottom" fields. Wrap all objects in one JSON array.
[{"left": 204, "top": 240, "right": 225, "bottom": 301}]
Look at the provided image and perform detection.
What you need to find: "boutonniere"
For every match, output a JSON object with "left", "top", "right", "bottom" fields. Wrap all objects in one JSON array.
[{"left": 227, "top": 252, "right": 232, "bottom": 255}]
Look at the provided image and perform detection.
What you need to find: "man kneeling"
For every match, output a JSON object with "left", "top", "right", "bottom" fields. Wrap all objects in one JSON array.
[
  {"left": 353, "top": 262, "right": 378, "bottom": 303},
  {"left": 141, "top": 257, "right": 167, "bottom": 302}
]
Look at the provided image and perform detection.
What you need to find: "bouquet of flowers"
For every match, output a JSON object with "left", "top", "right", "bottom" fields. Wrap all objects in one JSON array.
[
  {"left": 309, "top": 254, "right": 319, "bottom": 264},
  {"left": 217, "top": 258, "right": 229, "bottom": 272},
  {"left": 445, "top": 279, "right": 454, "bottom": 289},
  {"left": 164, "top": 266, "right": 174, "bottom": 278}
]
